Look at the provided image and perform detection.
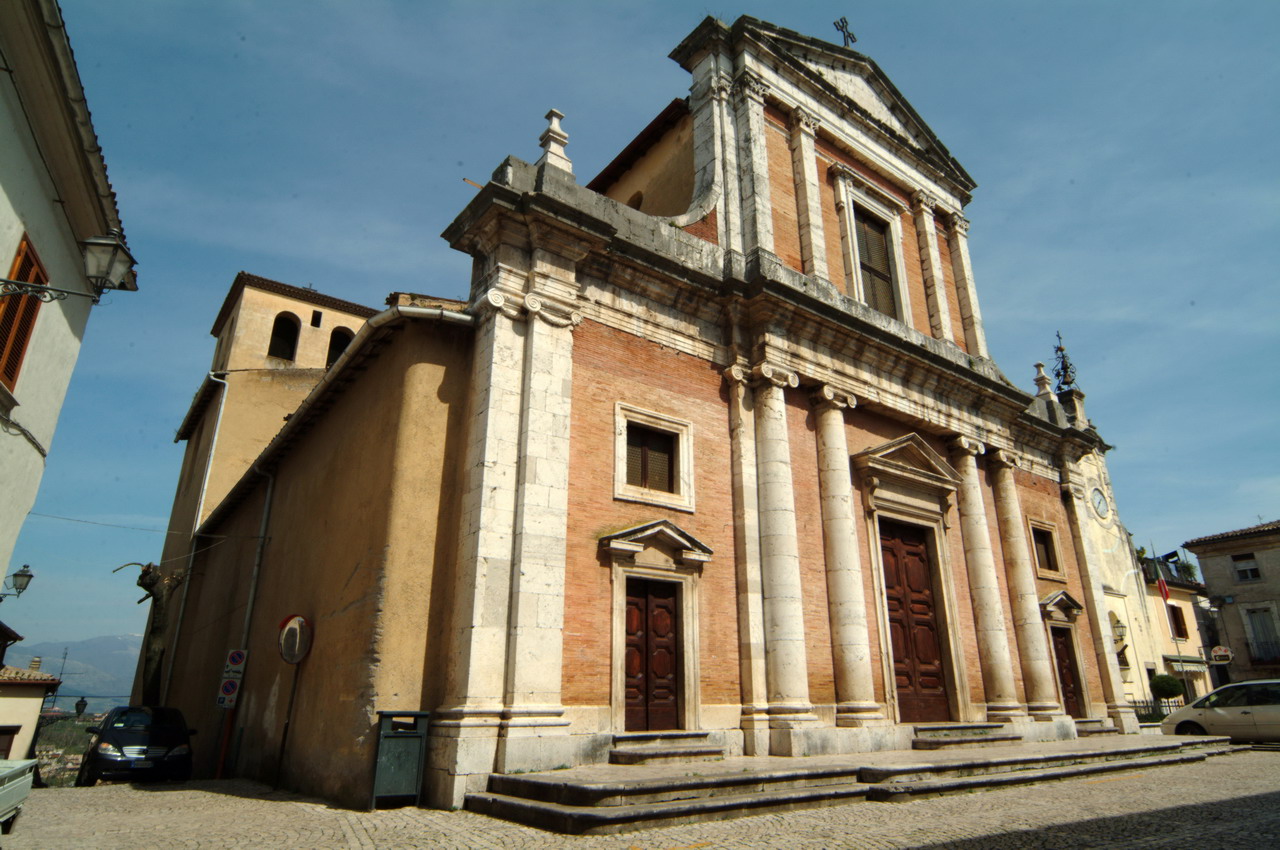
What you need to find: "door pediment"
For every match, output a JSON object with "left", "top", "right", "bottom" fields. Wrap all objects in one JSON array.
[
  {"left": 599, "top": 520, "right": 712, "bottom": 571},
  {"left": 854, "top": 434, "right": 959, "bottom": 522},
  {"left": 1041, "top": 590, "right": 1084, "bottom": 623}
]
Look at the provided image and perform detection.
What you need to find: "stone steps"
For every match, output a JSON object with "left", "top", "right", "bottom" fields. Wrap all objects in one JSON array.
[
  {"left": 468, "top": 780, "right": 871, "bottom": 835},
  {"left": 1075, "top": 718, "right": 1121, "bottom": 736},
  {"left": 911, "top": 722, "right": 1022, "bottom": 750},
  {"left": 607, "top": 730, "right": 726, "bottom": 766},
  {"left": 866, "top": 751, "right": 1207, "bottom": 802},
  {"left": 464, "top": 736, "right": 1238, "bottom": 834}
]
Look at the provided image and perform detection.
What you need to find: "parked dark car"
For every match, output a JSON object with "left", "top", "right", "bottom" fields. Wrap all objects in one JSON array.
[{"left": 75, "top": 706, "right": 195, "bottom": 785}]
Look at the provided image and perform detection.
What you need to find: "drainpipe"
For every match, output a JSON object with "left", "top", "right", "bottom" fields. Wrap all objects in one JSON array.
[
  {"left": 162, "top": 371, "right": 229, "bottom": 703},
  {"left": 217, "top": 461, "right": 275, "bottom": 779}
]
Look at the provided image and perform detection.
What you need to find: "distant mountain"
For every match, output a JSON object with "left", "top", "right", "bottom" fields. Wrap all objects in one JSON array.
[{"left": 7, "top": 634, "right": 141, "bottom": 712}]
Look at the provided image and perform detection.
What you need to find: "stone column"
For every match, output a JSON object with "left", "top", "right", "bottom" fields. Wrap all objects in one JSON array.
[
  {"left": 1060, "top": 473, "right": 1141, "bottom": 733},
  {"left": 812, "top": 386, "right": 882, "bottom": 724},
  {"left": 911, "top": 191, "right": 954, "bottom": 343},
  {"left": 990, "top": 450, "right": 1060, "bottom": 717},
  {"left": 950, "top": 437, "right": 1023, "bottom": 718},
  {"left": 945, "top": 213, "right": 990, "bottom": 358},
  {"left": 725, "top": 364, "right": 770, "bottom": 754},
  {"left": 732, "top": 71, "right": 774, "bottom": 256},
  {"left": 789, "top": 107, "right": 829, "bottom": 283},
  {"left": 752, "top": 361, "right": 818, "bottom": 726}
]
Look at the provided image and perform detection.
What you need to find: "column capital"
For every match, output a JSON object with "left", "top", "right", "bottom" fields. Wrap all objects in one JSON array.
[
  {"left": 950, "top": 435, "right": 986, "bottom": 458},
  {"left": 732, "top": 69, "right": 769, "bottom": 104},
  {"left": 947, "top": 212, "right": 971, "bottom": 236},
  {"left": 811, "top": 384, "right": 855, "bottom": 412},
  {"left": 790, "top": 105, "right": 820, "bottom": 135},
  {"left": 475, "top": 289, "right": 525, "bottom": 321},
  {"left": 523, "top": 293, "right": 582, "bottom": 329},
  {"left": 723, "top": 363, "right": 750, "bottom": 385},
  {"left": 989, "top": 448, "right": 1021, "bottom": 470},
  {"left": 911, "top": 189, "right": 938, "bottom": 214},
  {"left": 709, "top": 71, "right": 733, "bottom": 103},
  {"left": 751, "top": 361, "right": 799, "bottom": 389},
  {"left": 1061, "top": 482, "right": 1086, "bottom": 502}
]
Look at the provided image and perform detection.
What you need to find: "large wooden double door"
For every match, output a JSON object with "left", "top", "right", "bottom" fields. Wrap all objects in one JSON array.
[
  {"left": 625, "top": 578, "right": 681, "bottom": 731},
  {"left": 881, "top": 520, "right": 951, "bottom": 722}
]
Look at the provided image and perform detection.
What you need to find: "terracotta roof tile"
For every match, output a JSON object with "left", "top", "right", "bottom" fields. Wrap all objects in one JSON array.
[
  {"left": 1185, "top": 519, "right": 1280, "bottom": 549},
  {"left": 0, "top": 665, "right": 61, "bottom": 685}
]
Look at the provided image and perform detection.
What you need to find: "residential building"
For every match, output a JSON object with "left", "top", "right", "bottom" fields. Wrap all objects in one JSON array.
[
  {"left": 152, "top": 16, "right": 1147, "bottom": 810},
  {"left": 0, "top": 630, "right": 60, "bottom": 759},
  {"left": 1185, "top": 519, "right": 1280, "bottom": 683},
  {"left": 0, "top": 0, "right": 137, "bottom": 576}
]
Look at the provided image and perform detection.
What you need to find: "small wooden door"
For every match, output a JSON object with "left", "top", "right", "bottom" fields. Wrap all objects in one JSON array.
[
  {"left": 625, "top": 578, "right": 681, "bottom": 731},
  {"left": 881, "top": 521, "right": 951, "bottom": 722},
  {"left": 1051, "top": 626, "right": 1085, "bottom": 718}
]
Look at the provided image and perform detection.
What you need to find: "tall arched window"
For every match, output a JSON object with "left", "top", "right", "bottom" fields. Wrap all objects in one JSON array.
[
  {"left": 268, "top": 312, "right": 301, "bottom": 361},
  {"left": 326, "top": 327, "right": 355, "bottom": 368}
]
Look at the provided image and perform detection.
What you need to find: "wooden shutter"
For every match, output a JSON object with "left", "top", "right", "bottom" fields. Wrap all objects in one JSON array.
[
  {"left": 854, "top": 211, "right": 897, "bottom": 317},
  {"left": 626, "top": 424, "right": 675, "bottom": 492},
  {"left": 1, "top": 238, "right": 47, "bottom": 392},
  {"left": 1168, "top": 604, "right": 1188, "bottom": 639},
  {"left": 1032, "top": 528, "right": 1059, "bottom": 572}
]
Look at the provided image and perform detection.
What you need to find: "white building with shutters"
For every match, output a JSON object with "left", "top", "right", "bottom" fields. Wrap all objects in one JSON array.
[{"left": 0, "top": 0, "right": 136, "bottom": 575}]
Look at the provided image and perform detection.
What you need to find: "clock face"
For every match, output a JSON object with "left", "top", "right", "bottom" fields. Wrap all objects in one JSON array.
[{"left": 1091, "top": 488, "right": 1110, "bottom": 518}]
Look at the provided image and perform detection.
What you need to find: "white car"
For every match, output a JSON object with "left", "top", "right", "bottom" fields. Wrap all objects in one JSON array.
[{"left": 1161, "top": 679, "right": 1280, "bottom": 742}]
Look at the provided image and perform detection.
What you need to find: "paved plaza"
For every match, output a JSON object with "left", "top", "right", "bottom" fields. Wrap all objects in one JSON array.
[{"left": 9, "top": 750, "right": 1279, "bottom": 849}]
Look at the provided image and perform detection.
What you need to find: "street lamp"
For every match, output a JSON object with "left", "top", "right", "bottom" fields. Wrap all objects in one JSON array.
[
  {"left": 0, "top": 229, "right": 136, "bottom": 303},
  {"left": 0, "top": 565, "right": 33, "bottom": 602},
  {"left": 75, "top": 697, "right": 88, "bottom": 718}
]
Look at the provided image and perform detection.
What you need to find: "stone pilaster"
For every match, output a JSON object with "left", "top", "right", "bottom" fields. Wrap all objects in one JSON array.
[
  {"left": 812, "top": 386, "right": 882, "bottom": 724},
  {"left": 990, "top": 450, "right": 1061, "bottom": 717},
  {"left": 751, "top": 361, "right": 818, "bottom": 727},
  {"left": 789, "top": 107, "right": 829, "bottom": 282},
  {"left": 950, "top": 437, "right": 1023, "bottom": 719},
  {"left": 725, "top": 364, "right": 770, "bottom": 754},
  {"left": 829, "top": 163, "right": 863, "bottom": 302},
  {"left": 431, "top": 286, "right": 526, "bottom": 807},
  {"left": 912, "top": 191, "right": 954, "bottom": 342},
  {"left": 732, "top": 71, "right": 774, "bottom": 256},
  {"left": 945, "top": 213, "right": 989, "bottom": 358},
  {"left": 1060, "top": 472, "right": 1141, "bottom": 733}
]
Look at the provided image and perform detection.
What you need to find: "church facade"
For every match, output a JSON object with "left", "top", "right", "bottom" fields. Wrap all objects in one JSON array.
[{"left": 153, "top": 17, "right": 1140, "bottom": 810}]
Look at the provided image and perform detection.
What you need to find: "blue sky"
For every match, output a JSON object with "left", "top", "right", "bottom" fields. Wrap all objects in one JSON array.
[{"left": 7, "top": 1, "right": 1278, "bottom": 646}]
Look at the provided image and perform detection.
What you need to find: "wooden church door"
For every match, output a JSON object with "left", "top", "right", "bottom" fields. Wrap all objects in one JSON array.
[
  {"left": 1051, "top": 627, "right": 1085, "bottom": 718},
  {"left": 881, "top": 520, "right": 951, "bottom": 722},
  {"left": 625, "top": 578, "right": 681, "bottom": 731}
]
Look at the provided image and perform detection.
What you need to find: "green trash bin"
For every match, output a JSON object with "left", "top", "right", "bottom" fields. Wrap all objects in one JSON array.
[{"left": 371, "top": 711, "right": 430, "bottom": 808}]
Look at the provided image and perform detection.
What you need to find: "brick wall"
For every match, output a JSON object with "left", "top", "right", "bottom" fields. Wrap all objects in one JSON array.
[{"left": 564, "top": 319, "right": 740, "bottom": 707}]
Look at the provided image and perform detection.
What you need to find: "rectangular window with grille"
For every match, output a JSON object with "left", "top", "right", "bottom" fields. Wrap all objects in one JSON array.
[{"left": 1, "top": 237, "right": 48, "bottom": 392}]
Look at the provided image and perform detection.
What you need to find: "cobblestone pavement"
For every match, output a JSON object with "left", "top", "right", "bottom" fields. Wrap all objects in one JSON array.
[{"left": 8, "top": 751, "right": 1278, "bottom": 849}]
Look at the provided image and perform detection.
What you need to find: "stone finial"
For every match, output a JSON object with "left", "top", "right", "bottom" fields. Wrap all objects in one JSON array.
[
  {"left": 1033, "top": 362, "right": 1054, "bottom": 399},
  {"left": 537, "top": 109, "right": 572, "bottom": 174}
]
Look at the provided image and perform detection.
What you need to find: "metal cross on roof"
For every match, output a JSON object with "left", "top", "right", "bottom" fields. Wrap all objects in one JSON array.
[
  {"left": 834, "top": 17, "right": 857, "bottom": 47},
  {"left": 1052, "top": 330, "right": 1077, "bottom": 392}
]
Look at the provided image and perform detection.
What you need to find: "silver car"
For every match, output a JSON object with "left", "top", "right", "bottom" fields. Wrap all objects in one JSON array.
[{"left": 1161, "top": 679, "right": 1280, "bottom": 742}]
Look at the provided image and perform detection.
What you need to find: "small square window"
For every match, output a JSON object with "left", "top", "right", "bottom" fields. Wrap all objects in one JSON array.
[
  {"left": 1032, "top": 527, "right": 1060, "bottom": 573},
  {"left": 615, "top": 404, "right": 694, "bottom": 512},
  {"left": 310, "top": 310, "right": 323, "bottom": 328},
  {"left": 1232, "top": 553, "right": 1261, "bottom": 582}
]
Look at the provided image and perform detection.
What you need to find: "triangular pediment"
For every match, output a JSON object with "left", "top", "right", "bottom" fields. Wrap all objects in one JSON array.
[
  {"left": 1041, "top": 590, "right": 1084, "bottom": 616},
  {"left": 853, "top": 434, "right": 960, "bottom": 488},
  {"left": 734, "top": 17, "right": 975, "bottom": 193},
  {"left": 599, "top": 520, "right": 713, "bottom": 567}
]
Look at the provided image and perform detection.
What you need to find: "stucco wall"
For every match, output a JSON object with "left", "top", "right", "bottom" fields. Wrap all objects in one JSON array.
[
  {"left": 0, "top": 683, "right": 49, "bottom": 758},
  {"left": 599, "top": 114, "right": 695, "bottom": 217},
  {"left": 165, "top": 319, "right": 470, "bottom": 807}
]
